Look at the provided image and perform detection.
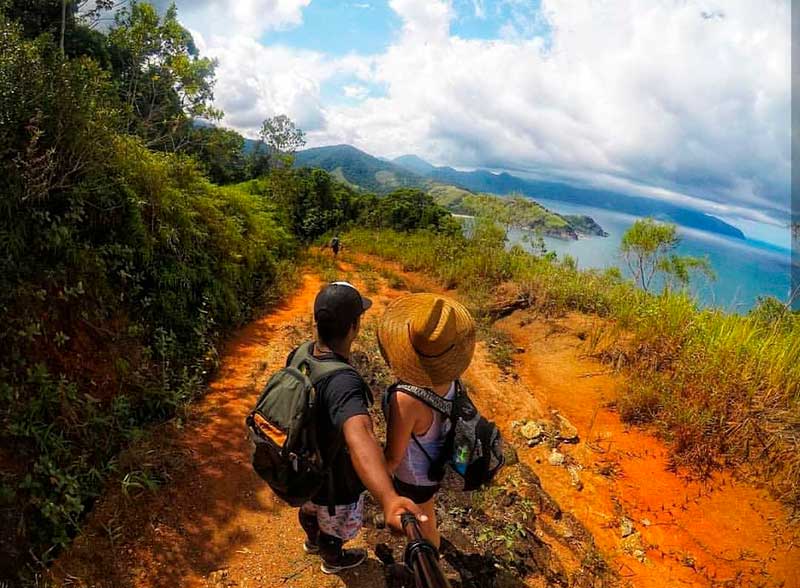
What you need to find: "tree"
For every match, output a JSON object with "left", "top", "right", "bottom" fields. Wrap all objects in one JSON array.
[
  {"left": 257, "top": 114, "right": 306, "bottom": 169},
  {"left": 108, "top": 2, "right": 221, "bottom": 150},
  {"left": 373, "top": 189, "right": 457, "bottom": 233},
  {"left": 620, "top": 218, "right": 714, "bottom": 292},
  {"left": 184, "top": 125, "right": 248, "bottom": 184},
  {"left": 2, "top": 0, "right": 113, "bottom": 42}
]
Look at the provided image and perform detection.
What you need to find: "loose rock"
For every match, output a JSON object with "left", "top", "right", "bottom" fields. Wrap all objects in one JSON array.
[
  {"left": 567, "top": 465, "right": 583, "bottom": 491},
  {"left": 620, "top": 517, "right": 635, "bottom": 538},
  {"left": 520, "top": 420, "right": 545, "bottom": 442},
  {"left": 621, "top": 532, "right": 647, "bottom": 563},
  {"left": 553, "top": 411, "right": 579, "bottom": 444}
]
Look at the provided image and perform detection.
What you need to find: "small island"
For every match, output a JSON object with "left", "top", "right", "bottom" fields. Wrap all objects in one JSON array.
[{"left": 428, "top": 184, "right": 607, "bottom": 240}]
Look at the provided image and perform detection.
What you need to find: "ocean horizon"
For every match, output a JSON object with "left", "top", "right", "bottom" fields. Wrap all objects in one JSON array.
[{"left": 506, "top": 198, "right": 793, "bottom": 312}]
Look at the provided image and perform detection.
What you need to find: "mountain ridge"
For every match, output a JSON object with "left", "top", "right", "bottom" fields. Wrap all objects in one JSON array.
[
  {"left": 290, "top": 144, "right": 744, "bottom": 240},
  {"left": 391, "top": 154, "right": 745, "bottom": 240},
  {"left": 293, "top": 145, "right": 608, "bottom": 239},
  {"left": 294, "top": 144, "right": 422, "bottom": 193}
]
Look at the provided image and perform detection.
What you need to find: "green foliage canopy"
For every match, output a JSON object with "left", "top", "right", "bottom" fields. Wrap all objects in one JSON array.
[
  {"left": 0, "top": 10, "right": 295, "bottom": 575},
  {"left": 108, "top": 2, "right": 221, "bottom": 149},
  {"left": 365, "top": 188, "right": 460, "bottom": 234}
]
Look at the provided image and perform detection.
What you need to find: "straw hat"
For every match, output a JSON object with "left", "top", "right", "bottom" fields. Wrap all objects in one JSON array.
[{"left": 377, "top": 293, "right": 476, "bottom": 388}]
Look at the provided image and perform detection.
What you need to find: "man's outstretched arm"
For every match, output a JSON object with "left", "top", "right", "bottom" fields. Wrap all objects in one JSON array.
[{"left": 343, "top": 414, "right": 426, "bottom": 531}]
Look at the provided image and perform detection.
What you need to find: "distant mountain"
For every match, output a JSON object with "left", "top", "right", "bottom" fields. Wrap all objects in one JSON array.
[
  {"left": 393, "top": 156, "right": 746, "bottom": 240},
  {"left": 292, "top": 145, "right": 607, "bottom": 240},
  {"left": 243, "top": 137, "right": 260, "bottom": 154},
  {"left": 293, "top": 145, "right": 744, "bottom": 240},
  {"left": 294, "top": 145, "right": 422, "bottom": 193},
  {"left": 393, "top": 154, "right": 436, "bottom": 176}
]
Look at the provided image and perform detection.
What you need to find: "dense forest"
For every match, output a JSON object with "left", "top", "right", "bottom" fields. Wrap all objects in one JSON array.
[{"left": 0, "top": 1, "right": 454, "bottom": 580}]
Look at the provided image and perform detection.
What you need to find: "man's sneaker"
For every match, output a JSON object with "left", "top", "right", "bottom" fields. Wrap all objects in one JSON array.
[
  {"left": 303, "top": 540, "right": 320, "bottom": 554},
  {"left": 320, "top": 548, "right": 367, "bottom": 574}
]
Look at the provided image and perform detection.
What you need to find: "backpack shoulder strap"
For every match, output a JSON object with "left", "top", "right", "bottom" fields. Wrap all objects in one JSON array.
[
  {"left": 291, "top": 342, "right": 355, "bottom": 385},
  {"left": 393, "top": 382, "right": 454, "bottom": 416}
]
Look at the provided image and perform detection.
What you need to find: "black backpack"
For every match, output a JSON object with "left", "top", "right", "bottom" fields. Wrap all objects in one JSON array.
[
  {"left": 245, "top": 342, "right": 354, "bottom": 511},
  {"left": 384, "top": 380, "right": 505, "bottom": 491}
]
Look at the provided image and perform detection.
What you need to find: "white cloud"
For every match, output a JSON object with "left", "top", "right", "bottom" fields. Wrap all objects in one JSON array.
[
  {"left": 204, "top": 37, "right": 374, "bottom": 135},
  {"left": 153, "top": 0, "right": 312, "bottom": 39},
  {"left": 194, "top": 0, "right": 789, "bottom": 229},
  {"left": 343, "top": 84, "right": 370, "bottom": 100},
  {"left": 389, "top": 0, "right": 453, "bottom": 42}
]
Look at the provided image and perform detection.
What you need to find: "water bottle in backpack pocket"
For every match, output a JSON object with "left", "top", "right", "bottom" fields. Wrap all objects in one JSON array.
[{"left": 384, "top": 380, "right": 505, "bottom": 491}]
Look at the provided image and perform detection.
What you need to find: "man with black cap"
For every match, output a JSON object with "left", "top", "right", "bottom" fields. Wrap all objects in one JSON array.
[{"left": 292, "top": 281, "right": 425, "bottom": 574}]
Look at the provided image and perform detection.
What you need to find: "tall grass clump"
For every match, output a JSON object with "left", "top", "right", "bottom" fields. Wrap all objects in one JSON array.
[
  {"left": 346, "top": 224, "right": 625, "bottom": 317},
  {"left": 613, "top": 303, "right": 800, "bottom": 505},
  {"left": 345, "top": 225, "right": 800, "bottom": 511}
]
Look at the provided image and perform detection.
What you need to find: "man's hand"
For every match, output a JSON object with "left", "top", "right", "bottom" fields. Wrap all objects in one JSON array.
[{"left": 382, "top": 494, "right": 428, "bottom": 533}]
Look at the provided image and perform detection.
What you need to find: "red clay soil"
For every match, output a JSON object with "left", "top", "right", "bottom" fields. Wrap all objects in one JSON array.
[
  {"left": 494, "top": 312, "right": 800, "bottom": 588},
  {"left": 52, "top": 254, "right": 799, "bottom": 588}
]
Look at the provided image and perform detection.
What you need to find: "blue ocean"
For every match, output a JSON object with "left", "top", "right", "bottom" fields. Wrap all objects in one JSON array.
[{"left": 506, "top": 198, "right": 794, "bottom": 312}]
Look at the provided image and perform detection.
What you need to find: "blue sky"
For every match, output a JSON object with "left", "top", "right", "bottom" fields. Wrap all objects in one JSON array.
[
  {"left": 261, "top": 1, "right": 551, "bottom": 55},
  {"left": 264, "top": 2, "right": 402, "bottom": 56},
  {"left": 151, "top": 0, "right": 791, "bottom": 248}
]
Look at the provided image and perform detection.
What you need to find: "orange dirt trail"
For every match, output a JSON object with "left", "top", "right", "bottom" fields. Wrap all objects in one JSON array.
[
  {"left": 53, "top": 254, "right": 799, "bottom": 588},
  {"left": 495, "top": 311, "right": 799, "bottom": 588}
]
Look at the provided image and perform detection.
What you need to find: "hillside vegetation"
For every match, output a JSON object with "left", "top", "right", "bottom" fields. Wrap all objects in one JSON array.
[
  {"left": 429, "top": 184, "right": 608, "bottom": 239},
  {"left": 294, "top": 144, "right": 746, "bottom": 239},
  {"left": 292, "top": 148, "right": 611, "bottom": 240},
  {"left": 294, "top": 144, "right": 421, "bottom": 192}
]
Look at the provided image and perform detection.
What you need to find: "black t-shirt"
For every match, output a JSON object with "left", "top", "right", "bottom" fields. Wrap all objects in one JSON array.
[{"left": 286, "top": 344, "right": 372, "bottom": 505}]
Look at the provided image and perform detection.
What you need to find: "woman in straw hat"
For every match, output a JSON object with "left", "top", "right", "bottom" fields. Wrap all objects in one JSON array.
[{"left": 378, "top": 293, "right": 476, "bottom": 549}]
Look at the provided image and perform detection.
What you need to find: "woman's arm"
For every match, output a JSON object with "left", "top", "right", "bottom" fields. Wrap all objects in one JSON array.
[
  {"left": 384, "top": 392, "right": 429, "bottom": 473},
  {"left": 342, "top": 414, "right": 425, "bottom": 531}
]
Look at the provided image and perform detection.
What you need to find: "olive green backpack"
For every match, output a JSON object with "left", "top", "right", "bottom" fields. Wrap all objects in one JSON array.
[{"left": 245, "top": 342, "right": 353, "bottom": 511}]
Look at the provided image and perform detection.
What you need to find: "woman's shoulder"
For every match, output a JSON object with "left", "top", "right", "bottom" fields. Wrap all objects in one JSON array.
[
  {"left": 390, "top": 387, "right": 435, "bottom": 422},
  {"left": 392, "top": 387, "right": 428, "bottom": 408}
]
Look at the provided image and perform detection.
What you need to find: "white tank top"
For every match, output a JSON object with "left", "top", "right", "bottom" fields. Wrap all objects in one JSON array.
[{"left": 394, "top": 382, "right": 455, "bottom": 487}]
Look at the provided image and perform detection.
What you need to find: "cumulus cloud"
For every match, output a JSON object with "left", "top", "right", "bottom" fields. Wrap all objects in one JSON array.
[
  {"left": 143, "top": 0, "right": 311, "bottom": 38},
  {"left": 181, "top": 0, "right": 790, "bottom": 229},
  {"left": 389, "top": 0, "right": 453, "bottom": 42},
  {"left": 201, "top": 37, "right": 373, "bottom": 135}
]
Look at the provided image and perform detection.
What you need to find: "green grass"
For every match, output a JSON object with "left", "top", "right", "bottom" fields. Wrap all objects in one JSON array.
[
  {"left": 478, "top": 323, "right": 517, "bottom": 373},
  {"left": 344, "top": 226, "right": 800, "bottom": 511}
]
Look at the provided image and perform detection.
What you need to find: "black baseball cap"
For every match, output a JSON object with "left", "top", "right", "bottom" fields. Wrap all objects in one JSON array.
[{"left": 314, "top": 282, "right": 372, "bottom": 332}]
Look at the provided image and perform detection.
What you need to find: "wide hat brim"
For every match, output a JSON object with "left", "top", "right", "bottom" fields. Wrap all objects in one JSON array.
[{"left": 377, "top": 293, "right": 476, "bottom": 388}]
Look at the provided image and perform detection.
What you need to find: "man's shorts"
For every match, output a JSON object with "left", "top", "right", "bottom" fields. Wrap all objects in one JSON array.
[{"left": 304, "top": 493, "right": 365, "bottom": 541}]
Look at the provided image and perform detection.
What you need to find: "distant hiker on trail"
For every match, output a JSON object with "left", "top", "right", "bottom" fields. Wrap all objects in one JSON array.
[
  {"left": 330, "top": 235, "right": 341, "bottom": 258},
  {"left": 247, "top": 281, "right": 425, "bottom": 575},
  {"left": 379, "top": 293, "right": 503, "bottom": 549}
]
